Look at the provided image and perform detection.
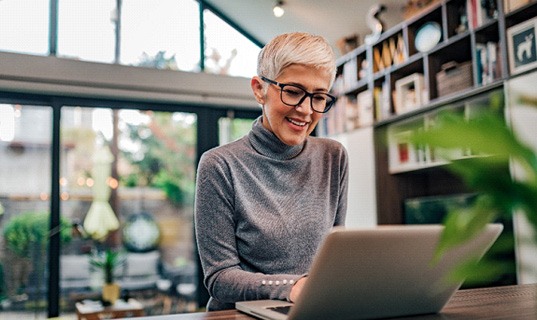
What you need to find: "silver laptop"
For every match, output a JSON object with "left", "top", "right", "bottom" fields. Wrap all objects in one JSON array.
[{"left": 236, "top": 223, "right": 503, "bottom": 320}]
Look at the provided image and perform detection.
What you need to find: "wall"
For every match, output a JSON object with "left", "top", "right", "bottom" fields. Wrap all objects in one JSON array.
[
  {"left": 332, "top": 127, "right": 377, "bottom": 227},
  {"left": 506, "top": 71, "right": 537, "bottom": 284}
]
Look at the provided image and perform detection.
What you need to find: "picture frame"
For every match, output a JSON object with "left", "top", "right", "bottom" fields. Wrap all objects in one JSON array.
[
  {"left": 395, "top": 73, "right": 425, "bottom": 115},
  {"left": 388, "top": 128, "right": 419, "bottom": 173},
  {"left": 387, "top": 128, "right": 407, "bottom": 169},
  {"left": 507, "top": 17, "right": 537, "bottom": 75}
]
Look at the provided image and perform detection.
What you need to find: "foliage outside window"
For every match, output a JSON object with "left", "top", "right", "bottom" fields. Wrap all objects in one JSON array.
[
  {"left": 4, "top": 212, "right": 72, "bottom": 257},
  {"left": 2, "top": 211, "right": 72, "bottom": 299},
  {"left": 121, "top": 112, "right": 196, "bottom": 206}
]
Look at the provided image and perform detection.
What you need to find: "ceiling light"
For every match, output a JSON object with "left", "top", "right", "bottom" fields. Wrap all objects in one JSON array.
[{"left": 273, "top": 1, "right": 285, "bottom": 18}]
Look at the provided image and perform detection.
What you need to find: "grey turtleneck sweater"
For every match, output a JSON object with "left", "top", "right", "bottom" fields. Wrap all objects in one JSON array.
[{"left": 194, "top": 117, "right": 349, "bottom": 311}]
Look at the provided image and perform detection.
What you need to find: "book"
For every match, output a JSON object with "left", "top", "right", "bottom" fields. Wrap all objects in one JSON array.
[
  {"left": 345, "top": 96, "right": 360, "bottom": 131},
  {"left": 382, "top": 41, "right": 393, "bottom": 68},
  {"left": 373, "top": 47, "right": 384, "bottom": 72},
  {"left": 357, "top": 90, "right": 374, "bottom": 127},
  {"left": 342, "top": 58, "right": 358, "bottom": 91},
  {"left": 393, "top": 34, "right": 407, "bottom": 65},
  {"left": 467, "top": 0, "right": 498, "bottom": 29},
  {"left": 373, "top": 87, "right": 383, "bottom": 121},
  {"left": 475, "top": 41, "right": 500, "bottom": 85}
]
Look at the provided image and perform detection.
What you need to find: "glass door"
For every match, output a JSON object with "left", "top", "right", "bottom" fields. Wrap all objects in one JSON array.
[
  {"left": 59, "top": 106, "right": 198, "bottom": 315},
  {"left": 0, "top": 103, "right": 53, "bottom": 318}
]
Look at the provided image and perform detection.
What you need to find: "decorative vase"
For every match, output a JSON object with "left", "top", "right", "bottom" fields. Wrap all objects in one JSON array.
[{"left": 102, "top": 282, "right": 121, "bottom": 305}]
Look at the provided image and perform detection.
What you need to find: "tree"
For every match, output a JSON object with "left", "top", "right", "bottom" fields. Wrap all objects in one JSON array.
[{"left": 120, "top": 112, "right": 196, "bottom": 207}]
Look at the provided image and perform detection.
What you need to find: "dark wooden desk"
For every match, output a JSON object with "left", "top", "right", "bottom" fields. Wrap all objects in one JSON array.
[{"left": 134, "top": 284, "right": 537, "bottom": 319}]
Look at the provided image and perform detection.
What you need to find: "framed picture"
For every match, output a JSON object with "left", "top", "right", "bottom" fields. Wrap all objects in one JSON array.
[
  {"left": 395, "top": 73, "right": 425, "bottom": 115},
  {"left": 507, "top": 18, "right": 537, "bottom": 75}
]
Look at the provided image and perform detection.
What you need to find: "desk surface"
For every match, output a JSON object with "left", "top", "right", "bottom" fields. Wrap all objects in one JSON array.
[{"left": 135, "top": 283, "right": 537, "bottom": 319}]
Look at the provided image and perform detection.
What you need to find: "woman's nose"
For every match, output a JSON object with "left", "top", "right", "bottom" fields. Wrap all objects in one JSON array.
[{"left": 294, "top": 96, "right": 314, "bottom": 115}]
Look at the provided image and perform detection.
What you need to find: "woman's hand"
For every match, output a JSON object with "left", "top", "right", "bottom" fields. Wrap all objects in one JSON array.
[{"left": 289, "top": 276, "right": 307, "bottom": 302}]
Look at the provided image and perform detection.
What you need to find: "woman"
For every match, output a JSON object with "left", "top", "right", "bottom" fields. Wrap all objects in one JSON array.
[{"left": 195, "top": 32, "right": 349, "bottom": 311}]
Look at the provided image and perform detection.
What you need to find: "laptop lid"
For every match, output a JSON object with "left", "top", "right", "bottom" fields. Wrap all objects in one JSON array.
[{"left": 236, "top": 223, "right": 503, "bottom": 320}]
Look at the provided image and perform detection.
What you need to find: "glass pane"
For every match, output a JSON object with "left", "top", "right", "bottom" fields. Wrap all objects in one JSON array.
[
  {"left": 120, "top": 0, "right": 200, "bottom": 71},
  {"left": 218, "top": 115, "right": 255, "bottom": 145},
  {"left": 0, "top": 0, "right": 49, "bottom": 55},
  {"left": 0, "top": 104, "right": 52, "bottom": 318},
  {"left": 204, "top": 9, "right": 260, "bottom": 78},
  {"left": 57, "top": 0, "right": 116, "bottom": 63},
  {"left": 59, "top": 106, "right": 198, "bottom": 316}
]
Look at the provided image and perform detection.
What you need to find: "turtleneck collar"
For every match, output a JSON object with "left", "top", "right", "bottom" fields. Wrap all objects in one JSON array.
[{"left": 248, "top": 116, "right": 306, "bottom": 160}]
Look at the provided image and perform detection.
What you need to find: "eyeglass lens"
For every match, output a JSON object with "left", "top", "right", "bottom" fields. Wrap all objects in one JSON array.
[{"left": 280, "top": 85, "right": 335, "bottom": 113}]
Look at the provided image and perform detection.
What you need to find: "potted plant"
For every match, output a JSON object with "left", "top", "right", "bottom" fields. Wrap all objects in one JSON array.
[{"left": 89, "top": 248, "right": 124, "bottom": 305}]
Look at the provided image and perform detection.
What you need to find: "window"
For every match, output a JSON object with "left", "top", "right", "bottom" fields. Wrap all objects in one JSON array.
[
  {"left": 203, "top": 9, "right": 260, "bottom": 78},
  {"left": 0, "top": 0, "right": 49, "bottom": 55},
  {"left": 59, "top": 106, "right": 198, "bottom": 314},
  {"left": 0, "top": 104, "right": 52, "bottom": 315},
  {"left": 219, "top": 114, "right": 256, "bottom": 145},
  {"left": 57, "top": 0, "right": 116, "bottom": 63},
  {"left": 1, "top": 0, "right": 261, "bottom": 77},
  {"left": 120, "top": 0, "right": 200, "bottom": 71},
  {"left": 0, "top": 0, "right": 263, "bottom": 315}
]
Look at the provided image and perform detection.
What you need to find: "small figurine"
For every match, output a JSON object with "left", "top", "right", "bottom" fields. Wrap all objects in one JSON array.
[{"left": 365, "top": 4, "right": 387, "bottom": 45}]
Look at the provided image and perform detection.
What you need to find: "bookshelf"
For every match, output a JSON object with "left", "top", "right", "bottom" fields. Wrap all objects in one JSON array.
[
  {"left": 326, "top": 0, "right": 537, "bottom": 135},
  {"left": 322, "top": 0, "right": 537, "bottom": 286},
  {"left": 324, "top": 0, "right": 537, "bottom": 223}
]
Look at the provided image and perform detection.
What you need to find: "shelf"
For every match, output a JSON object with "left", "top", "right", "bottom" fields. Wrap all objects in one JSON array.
[
  {"left": 343, "top": 78, "right": 369, "bottom": 95},
  {"left": 329, "top": 0, "right": 527, "bottom": 135},
  {"left": 330, "top": 2, "right": 521, "bottom": 283},
  {"left": 389, "top": 160, "right": 450, "bottom": 174},
  {"left": 390, "top": 53, "right": 424, "bottom": 78},
  {"left": 374, "top": 81, "right": 503, "bottom": 127},
  {"left": 332, "top": 0, "right": 526, "bottom": 165},
  {"left": 385, "top": 88, "right": 503, "bottom": 173},
  {"left": 504, "top": 1, "right": 537, "bottom": 27}
]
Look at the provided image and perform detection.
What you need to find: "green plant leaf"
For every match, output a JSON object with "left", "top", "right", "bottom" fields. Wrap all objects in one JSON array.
[
  {"left": 409, "top": 104, "right": 537, "bottom": 284},
  {"left": 445, "top": 256, "right": 513, "bottom": 286},
  {"left": 434, "top": 196, "right": 498, "bottom": 262},
  {"left": 3, "top": 211, "right": 72, "bottom": 257},
  {"left": 89, "top": 248, "right": 125, "bottom": 284},
  {"left": 412, "top": 111, "right": 537, "bottom": 173}
]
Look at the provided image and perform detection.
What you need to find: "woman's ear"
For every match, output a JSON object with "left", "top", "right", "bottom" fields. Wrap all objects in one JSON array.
[{"left": 251, "top": 76, "right": 265, "bottom": 105}]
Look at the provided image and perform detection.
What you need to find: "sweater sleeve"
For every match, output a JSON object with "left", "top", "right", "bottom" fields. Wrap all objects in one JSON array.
[
  {"left": 334, "top": 145, "right": 349, "bottom": 226},
  {"left": 194, "top": 151, "right": 303, "bottom": 310}
]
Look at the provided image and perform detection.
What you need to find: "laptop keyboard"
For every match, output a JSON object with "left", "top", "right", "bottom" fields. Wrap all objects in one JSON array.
[{"left": 268, "top": 305, "right": 292, "bottom": 315}]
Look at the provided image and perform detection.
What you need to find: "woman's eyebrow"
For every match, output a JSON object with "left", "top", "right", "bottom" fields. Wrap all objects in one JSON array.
[{"left": 285, "top": 81, "right": 329, "bottom": 93}]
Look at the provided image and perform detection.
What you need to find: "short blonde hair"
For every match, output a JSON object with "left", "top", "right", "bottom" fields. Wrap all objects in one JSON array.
[{"left": 257, "top": 32, "right": 336, "bottom": 88}]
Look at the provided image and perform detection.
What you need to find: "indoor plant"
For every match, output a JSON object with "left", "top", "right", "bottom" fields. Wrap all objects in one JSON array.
[{"left": 89, "top": 248, "right": 124, "bottom": 305}]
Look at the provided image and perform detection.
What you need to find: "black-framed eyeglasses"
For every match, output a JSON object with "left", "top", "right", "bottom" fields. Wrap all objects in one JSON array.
[{"left": 261, "top": 76, "right": 336, "bottom": 113}]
